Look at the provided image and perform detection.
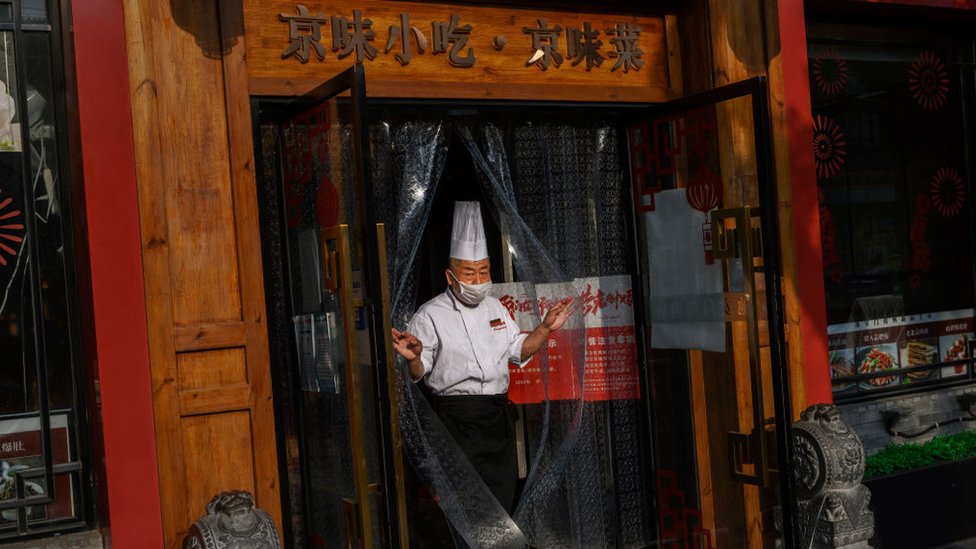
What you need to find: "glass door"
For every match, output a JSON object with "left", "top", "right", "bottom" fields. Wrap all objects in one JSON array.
[
  {"left": 256, "top": 66, "right": 408, "bottom": 549},
  {"left": 630, "top": 77, "right": 797, "bottom": 548}
]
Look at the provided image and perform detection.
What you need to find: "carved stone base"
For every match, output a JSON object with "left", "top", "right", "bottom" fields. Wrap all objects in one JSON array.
[
  {"left": 183, "top": 491, "right": 281, "bottom": 549},
  {"left": 780, "top": 405, "right": 877, "bottom": 549}
]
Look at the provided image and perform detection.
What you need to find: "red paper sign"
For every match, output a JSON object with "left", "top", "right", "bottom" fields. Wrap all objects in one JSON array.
[
  {"left": 495, "top": 282, "right": 572, "bottom": 403},
  {"left": 494, "top": 276, "right": 641, "bottom": 404},
  {"left": 282, "top": 101, "right": 339, "bottom": 228},
  {"left": 0, "top": 414, "right": 74, "bottom": 523},
  {"left": 576, "top": 276, "right": 640, "bottom": 401}
]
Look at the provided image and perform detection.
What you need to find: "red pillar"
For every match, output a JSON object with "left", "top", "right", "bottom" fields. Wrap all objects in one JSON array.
[
  {"left": 70, "top": 0, "right": 164, "bottom": 545},
  {"left": 776, "top": 0, "right": 833, "bottom": 404}
]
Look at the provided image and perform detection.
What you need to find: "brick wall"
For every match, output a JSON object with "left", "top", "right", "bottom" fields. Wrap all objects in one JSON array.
[{"left": 838, "top": 385, "right": 976, "bottom": 455}]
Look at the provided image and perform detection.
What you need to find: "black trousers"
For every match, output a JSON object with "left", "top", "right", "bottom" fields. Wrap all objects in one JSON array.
[{"left": 433, "top": 393, "right": 518, "bottom": 513}]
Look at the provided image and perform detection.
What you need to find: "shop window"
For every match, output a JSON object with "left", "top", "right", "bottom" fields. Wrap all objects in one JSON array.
[
  {"left": 0, "top": 0, "right": 91, "bottom": 539},
  {"left": 809, "top": 28, "right": 976, "bottom": 401}
]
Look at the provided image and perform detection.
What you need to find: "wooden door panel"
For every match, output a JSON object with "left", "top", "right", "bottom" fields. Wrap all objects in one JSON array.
[
  {"left": 177, "top": 349, "right": 252, "bottom": 416},
  {"left": 122, "top": 0, "right": 282, "bottom": 545},
  {"left": 153, "top": 1, "right": 243, "bottom": 326},
  {"left": 174, "top": 321, "right": 248, "bottom": 353},
  {"left": 701, "top": 350, "right": 748, "bottom": 548},
  {"left": 177, "top": 349, "right": 248, "bottom": 391},
  {"left": 181, "top": 412, "right": 258, "bottom": 519}
]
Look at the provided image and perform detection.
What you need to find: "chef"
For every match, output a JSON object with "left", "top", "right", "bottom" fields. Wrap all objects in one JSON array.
[{"left": 391, "top": 201, "right": 575, "bottom": 513}]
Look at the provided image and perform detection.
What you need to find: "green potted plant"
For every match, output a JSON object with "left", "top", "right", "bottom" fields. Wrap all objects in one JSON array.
[{"left": 864, "top": 430, "right": 976, "bottom": 548}]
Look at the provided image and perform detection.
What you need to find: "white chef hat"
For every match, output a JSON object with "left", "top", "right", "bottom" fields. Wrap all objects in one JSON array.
[{"left": 449, "top": 201, "right": 488, "bottom": 261}]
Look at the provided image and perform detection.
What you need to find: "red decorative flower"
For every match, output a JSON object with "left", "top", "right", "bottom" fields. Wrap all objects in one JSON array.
[
  {"left": 818, "top": 188, "right": 842, "bottom": 283},
  {"left": 929, "top": 166, "right": 965, "bottom": 217},
  {"left": 812, "top": 47, "right": 849, "bottom": 96},
  {"left": 0, "top": 189, "right": 24, "bottom": 267},
  {"left": 909, "top": 192, "right": 931, "bottom": 287},
  {"left": 908, "top": 51, "right": 949, "bottom": 111},
  {"left": 812, "top": 115, "right": 847, "bottom": 179},
  {"left": 686, "top": 166, "right": 723, "bottom": 212}
]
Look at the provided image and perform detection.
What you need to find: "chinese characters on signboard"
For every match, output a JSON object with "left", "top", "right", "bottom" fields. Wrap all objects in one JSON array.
[{"left": 279, "top": 4, "right": 644, "bottom": 72}]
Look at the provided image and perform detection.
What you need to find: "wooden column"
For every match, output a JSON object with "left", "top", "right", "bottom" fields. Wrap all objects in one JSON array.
[
  {"left": 675, "top": 0, "right": 827, "bottom": 545},
  {"left": 122, "top": 0, "right": 281, "bottom": 546},
  {"left": 678, "top": 0, "right": 816, "bottom": 422},
  {"left": 766, "top": 0, "right": 833, "bottom": 406}
]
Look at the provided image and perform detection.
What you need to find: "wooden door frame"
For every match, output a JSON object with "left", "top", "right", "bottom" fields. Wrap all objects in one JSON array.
[
  {"left": 117, "top": 1, "right": 283, "bottom": 546},
  {"left": 641, "top": 77, "right": 798, "bottom": 547}
]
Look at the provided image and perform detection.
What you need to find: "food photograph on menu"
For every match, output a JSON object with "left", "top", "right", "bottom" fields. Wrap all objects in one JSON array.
[
  {"left": 940, "top": 332, "right": 973, "bottom": 378},
  {"left": 900, "top": 338, "right": 939, "bottom": 383},
  {"left": 856, "top": 343, "right": 899, "bottom": 390},
  {"left": 830, "top": 347, "right": 856, "bottom": 394}
]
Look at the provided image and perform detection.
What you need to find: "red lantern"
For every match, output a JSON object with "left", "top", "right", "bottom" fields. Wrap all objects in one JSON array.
[
  {"left": 686, "top": 166, "right": 723, "bottom": 264},
  {"left": 686, "top": 166, "right": 722, "bottom": 212}
]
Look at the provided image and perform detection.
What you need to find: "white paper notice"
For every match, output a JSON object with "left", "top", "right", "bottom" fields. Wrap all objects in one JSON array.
[{"left": 644, "top": 189, "right": 726, "bottom": 352}]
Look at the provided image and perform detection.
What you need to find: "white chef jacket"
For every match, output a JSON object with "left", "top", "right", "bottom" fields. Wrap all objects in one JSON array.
[{"left": 407, "top": 289, "right": 529, "bottom": 396}]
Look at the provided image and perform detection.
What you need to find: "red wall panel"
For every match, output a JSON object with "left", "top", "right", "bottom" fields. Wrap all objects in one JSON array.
[{"left": 69, "top": 0, "right": 164, "bottom": 545}]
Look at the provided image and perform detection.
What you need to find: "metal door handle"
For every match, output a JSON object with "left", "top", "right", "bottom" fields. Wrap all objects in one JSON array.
[
  {"left": 715, "top": 207, "right": 777, "bottom": 487},
  {"left": 375, "top": 223, "right": 410, "bottom": 548},
  {"left": 322, "top": 224, "right": 374, "bottom": 548}
]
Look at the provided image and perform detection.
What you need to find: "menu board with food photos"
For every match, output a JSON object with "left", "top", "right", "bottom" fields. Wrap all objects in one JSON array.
[{"left": 828, "top": 309, "right": 974, "bottom": 395}]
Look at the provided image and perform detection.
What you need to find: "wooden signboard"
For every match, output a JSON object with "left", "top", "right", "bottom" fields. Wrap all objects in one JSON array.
[{"left": 244, "top": 1, "right": 674, "bottom": 101}]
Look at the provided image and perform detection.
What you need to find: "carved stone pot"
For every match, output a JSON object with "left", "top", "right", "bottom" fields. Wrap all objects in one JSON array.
[
  {"left": 788, "top": 404, "right": 874, "bottom": 549},
  {"left": 183, "top": 491, "right": 281, "bottom": 549}
]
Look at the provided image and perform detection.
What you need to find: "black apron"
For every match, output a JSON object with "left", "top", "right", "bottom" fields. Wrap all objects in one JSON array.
[{"left": 433, "top": 393, "right": 518, "bottom": 513}]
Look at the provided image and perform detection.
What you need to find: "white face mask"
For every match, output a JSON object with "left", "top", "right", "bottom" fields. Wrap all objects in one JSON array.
[{"left": 449, "top": 270, "right": 492, "bottom": 306}]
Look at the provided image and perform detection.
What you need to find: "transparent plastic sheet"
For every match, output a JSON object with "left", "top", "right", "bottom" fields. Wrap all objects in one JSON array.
[
  {"left": 370, "top": 120, "right": 448, "bottom": 329},
  {"left": 371, "top": 120, "right": 527, "bottom": 548},
  {"left": 373, "top": 118, "right": 651, "bottom": 548},
  {"left": 468, "top": 122, "right": 653, "bottom": 548},
  {"left": 458, "top": 125, "right": 592, "bottom": 547}
]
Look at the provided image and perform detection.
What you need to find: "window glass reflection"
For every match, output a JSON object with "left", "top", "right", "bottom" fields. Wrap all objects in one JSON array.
[
  {"left": 21, "top": 0, "right": 47, "bottom": 26},
  {"left": 810, "top": 38, "right": 976, "bottom": 397},
  {"left": 0, "top": 31, "right": 19, "bottom": 152}
]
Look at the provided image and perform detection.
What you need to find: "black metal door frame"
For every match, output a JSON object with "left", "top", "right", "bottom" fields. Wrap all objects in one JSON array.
[
  {"left": 642, "top": 76, "right": 797, "bottom": 548},
  {"left": 253, "top": 65, "right": 405, "bottom": 549},
  {"left": 253, "top": 71, "right": 797, "bottom": 548}
]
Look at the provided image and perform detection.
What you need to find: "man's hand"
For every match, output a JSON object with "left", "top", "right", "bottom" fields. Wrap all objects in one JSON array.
[
  {"left": 520, "top": 297, "right": 577, "bottom": 361},
  {"left": 392, "top": 328, "right": 423, "bottom": 360},
  {"left": 542, "top": 297, "right": 576, "bottom": 332},
  {"left": 392, "top": 328, "right": 425, "bottom": 380}
]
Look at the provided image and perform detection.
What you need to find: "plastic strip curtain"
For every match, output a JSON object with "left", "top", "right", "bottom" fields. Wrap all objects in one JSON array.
[
  {"left": 372, "top": 119, "right": 526, "bottom": 548},
  {"left": 373, "top": 119, "right": 647, "bottom": 548},
  {"left": 463, "top": 123, "right": 652, "bottom": 548},
  {"left": 458, "top": 124, "right": 599, "bottom": 548}
]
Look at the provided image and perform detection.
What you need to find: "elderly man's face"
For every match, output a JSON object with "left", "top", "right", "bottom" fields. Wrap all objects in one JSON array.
[{"left": 446, "top": 257, "right": 491, "bottom": 289}]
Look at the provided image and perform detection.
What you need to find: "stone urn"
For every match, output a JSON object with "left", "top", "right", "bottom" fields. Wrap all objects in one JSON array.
[
  {"left": 789, "top": 404, "right": 874, "bottom": 549},
  {"left": 183, "top": 490, "right": 281, "bottom": 549}
]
